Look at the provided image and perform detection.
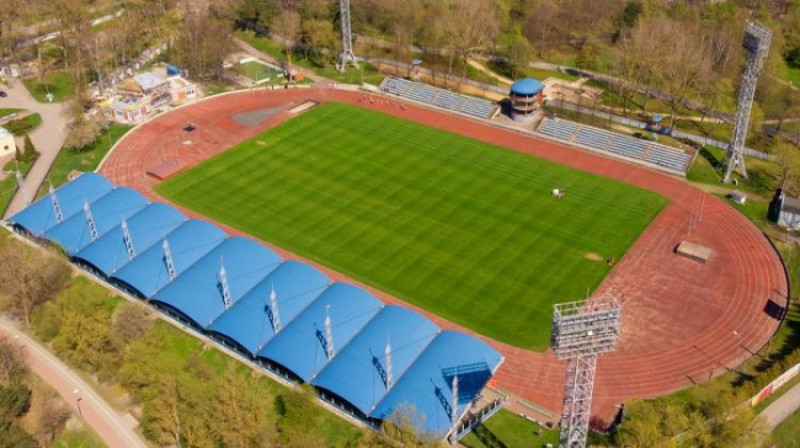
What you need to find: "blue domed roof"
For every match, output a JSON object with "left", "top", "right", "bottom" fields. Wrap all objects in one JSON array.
[{"left": 511, "top": 78, "right": 544, "bottom": 96}]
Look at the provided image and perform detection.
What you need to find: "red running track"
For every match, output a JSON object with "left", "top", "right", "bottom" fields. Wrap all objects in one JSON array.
[{"left": 99, "top": 88, "right": 788, "bottom": 426}]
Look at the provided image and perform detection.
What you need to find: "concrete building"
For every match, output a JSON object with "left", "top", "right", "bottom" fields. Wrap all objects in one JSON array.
[
  {"left": 510, "top": 78, "right": 545, "bottom": 122},
  {"left": 101, "top": 67, "right": 197, "bottom": 124},
  {"left": 0, "top": 127, "right": 17, "bottom": 160},
  {"left": 769, "top": 189, "right": 800, "bottom": 230}
]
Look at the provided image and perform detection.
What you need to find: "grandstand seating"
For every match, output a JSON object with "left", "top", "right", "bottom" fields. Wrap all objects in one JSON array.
[
  {"left": 538, "top": 118, "right": 692, "bottom": 174},
  {"left": 8, "top": 173, "right": 503, "bottom": 438},
  {"left": 381, "top": 76, "right": 498, "bottom": 120}
]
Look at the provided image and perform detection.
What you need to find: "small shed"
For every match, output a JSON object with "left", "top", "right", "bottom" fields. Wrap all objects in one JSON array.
[{"left": 729, "top": 190, "right": 747, "bottom": 205}]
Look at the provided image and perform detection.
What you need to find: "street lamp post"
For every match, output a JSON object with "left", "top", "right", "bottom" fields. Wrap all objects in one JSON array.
[{"left": 76, "top": 397, "right": 83, "bottom": 423}]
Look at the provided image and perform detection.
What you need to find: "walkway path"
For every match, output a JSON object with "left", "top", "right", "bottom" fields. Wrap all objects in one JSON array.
[
  {"left": 2, "top": 82, "right": 68, "bottom": 218},
  {"left": 466, "top": 59, "right": 512, "bottom": 85},
  {"left": 0, "top": 317, "right": 147, "bottom": 448},
  {"left": 761, "top": 380, "right": 800, "bottom": 428}
]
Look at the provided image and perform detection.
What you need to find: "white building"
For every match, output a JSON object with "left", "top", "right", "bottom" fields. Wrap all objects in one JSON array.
[
  {"left": 769, "top": 189, "right": 800, "bottom": 230},
  {"left": 0, "top": 127, "right": 16, "bottom": 160}
]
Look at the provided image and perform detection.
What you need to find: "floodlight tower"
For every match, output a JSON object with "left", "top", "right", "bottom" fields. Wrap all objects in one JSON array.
[
  {"left": 724, "top": 21, "right": 772, "bottom": 183},
  {"left": 336, "top": 0, "right": 358, "bottom": 72},
  {"left": 552, "top": 295, "right": 622, "bottom": 448}
]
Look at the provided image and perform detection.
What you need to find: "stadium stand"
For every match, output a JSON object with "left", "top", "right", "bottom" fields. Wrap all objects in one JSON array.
[
  {"left": 381, "top": 76, "right": 499, "bottom": 120},
  {"left": 538, "top": 117, "right": 693, "bottom": 175},
  {"left": 8, "top": 174, "right": 504, "bottom": 438},
  {"left": 74, "top": 203, "right": 187, "bottom": 276}
]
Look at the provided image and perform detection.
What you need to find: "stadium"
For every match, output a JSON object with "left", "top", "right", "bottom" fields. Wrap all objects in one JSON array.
[{"left": 9, "top": 84, "right": 789, "bottom": 441}]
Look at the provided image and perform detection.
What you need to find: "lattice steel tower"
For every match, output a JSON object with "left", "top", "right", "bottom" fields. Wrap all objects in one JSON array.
[
  {"left": 724, "top": 21, "right": 772, "bottom": 183},
  {"left": 552, "top": 295, "right": 621, "bottom": 448},
  {"left": 337, "top": 0, "right": 358, "bottom": 72}
]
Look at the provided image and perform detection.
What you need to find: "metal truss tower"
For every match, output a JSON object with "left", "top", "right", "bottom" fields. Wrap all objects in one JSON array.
[
  {"left": 724, "top": 21, "right": 772, "bottom": 183},
  {"left": 552, "top": 295, "right": 621, "bottom": 448},
  {"left": 336, "top": 0, "right": 358, "bottom": 72}
]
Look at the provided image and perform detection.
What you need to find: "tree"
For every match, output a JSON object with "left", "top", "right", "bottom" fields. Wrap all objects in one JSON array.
[
  {"left": 0, "top": 421, "right": 37, "bottom": 448},
  {"left": 35, "top": 397, "right": 70, "bottom": 446},
  {"left": 63, "top": 103, "right": 104, "bottom": 153},
  {"left": 142, "top": 375, "right": 182, "bottom": 447},
  {"left": 173, "top": 4, "right": 235, "bottom": 80},
  {"left": 301, "top": 19, "right": 337, "bottom": 67},
  {"left": 508, "top": 36, "right": 531, "bottom": 79},
  {"left": 522, "top": 0, "right": 559, "bottom": 57},
  {"left": 271, "top": 9, "right": 301, "bottom": 71},
  {"left": 0, "top": 245, "right": 70, "bottom": 324},
  {"left": 238, "top": 0, "right": 280, "bottom": 31},
  {"left": 22, "top": 134, "right": 36, "bottom": 163},
  {"left": 358, "top": 404, "right": 442, "bottom": 447},
  {"left": 0, "top": 382, "right": 31, "bottom": 421},
  {"left": 209, "top": 366, "right": 276, "bottom": 447},
  {"left": 628, "top": 17, "right": 715, "bottom": 126},
  {"left": 0, "top": 337, "right": 25, "bottom": 384},
  {"left": 52, "top": 309, "right": 119, "bottom": 373},
  {"left": 442, "top": 0, "right": 499, "bottom": 79},
  {"left": 112, "top": 302, "right": 153, "bottom": 344}
]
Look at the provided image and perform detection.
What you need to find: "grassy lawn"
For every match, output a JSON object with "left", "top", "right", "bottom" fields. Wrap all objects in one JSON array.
[
  {"left": 4, "top": 113, "right": 42, "bottom": 136},
  {"left": 23, "top": 71, "right": 74, "bottom": 103},
  {"left": 0, "top": 108, "right": 23, "bottom": 118},
  {"left": 158, "top": 102, "right": 665, "bottom": 350},
  {"left": 524, "top": 66, "right": 580, "bottom": 83},
  {"left": 788, "top": 65, "right": 800, "bottom": 87},
  {"left": 236, "top": 31, "right": 384, "bottom": 85},
  {"left": 461, "top": 409, "right": 559, "bottom": 448},
  {"left": 42, "top": 124, "right": 133, "bottom": 194},
  {"left": 233, "top": 60, "right": 284, "bottom": 82},
  {"left": 773, "top": 407, "right": 800, "bottom": 448},
  {"left": 688, "top": 145, "right": 780, "bottom": 197},
  {"left": 0, "top": 158, "right": 34, "bottom": 216},
  {"left": 52, "top": 429, "right": 107, "bottom": 448},
  {"left": 718, "top": 194, "right": 770, "bottom": 228},
  {"left": 487, "top": 59, "right": 580, "bottom": 83}
]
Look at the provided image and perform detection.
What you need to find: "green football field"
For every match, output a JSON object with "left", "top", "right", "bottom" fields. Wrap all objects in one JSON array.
[{"left": 157, "top": 103, "right": 666, "bottom": 350}]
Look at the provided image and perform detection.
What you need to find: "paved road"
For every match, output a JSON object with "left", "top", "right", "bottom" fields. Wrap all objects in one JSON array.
[
  {"left": 2, "top": 81, "right": 68, "bottom": 218},
  {"left": 0, "top": 317, "right": 147, "bottom": 448},
  {"left": 761, "top": 380, "right": 800, "bottom": 429}
]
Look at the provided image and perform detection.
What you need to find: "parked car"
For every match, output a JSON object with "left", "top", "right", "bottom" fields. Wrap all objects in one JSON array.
[{"left": 0, "top": 90, "right": 7, "bottom": 98}]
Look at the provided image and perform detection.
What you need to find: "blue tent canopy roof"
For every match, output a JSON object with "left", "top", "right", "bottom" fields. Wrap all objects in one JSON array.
[
  {"left": 11, "top": 173, "right": 505, "bottom": 437},
  {"left": 370, "top": 331, "right": 503, "bottom": 436},
  {"left": 258, "top": 282, "right": 382, "bottom": 382},
  {"left": 208, "top": 261, "right": 330, "bottom": 355},
  {"left": 312, "top": 305, "right": 440, "bottom": 416},
  {"left": 112, "top": 219, "right": 226, "bottom": 297},
  {"left": 74, "top": 203, "right": 186, "bottom": 276},
  {"left": 43, "top": 187, "right": 149, "bottom": 255},
  {"left": 9, "top": 173, "right": 114, "bottom": 237},
  {"left": 151, "top": 237, "right": 282, "bottom": 328},
  {"left": 510, "top": 78, "right": 544, "bottom": 96}
]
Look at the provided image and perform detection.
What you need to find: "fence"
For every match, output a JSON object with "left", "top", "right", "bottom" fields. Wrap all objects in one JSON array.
[
  {"left": 750, "top": 361, "right": 800, "bottom": 407},
  {"left": 369, "top": 58, "right": 507, "bottom": 96}
]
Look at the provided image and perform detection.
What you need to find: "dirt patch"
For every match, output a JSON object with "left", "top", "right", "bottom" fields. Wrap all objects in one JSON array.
[{"left": 584, "top": 252, "right": 603, "bottom": 261}]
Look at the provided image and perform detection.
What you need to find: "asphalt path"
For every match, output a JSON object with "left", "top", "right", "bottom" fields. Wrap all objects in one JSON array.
[
  {"left": 761, "top": 379, "right": 800, "bottom": 429},
  {"left": 0, "top": 316, "right": 147, "bottom": 448}
]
